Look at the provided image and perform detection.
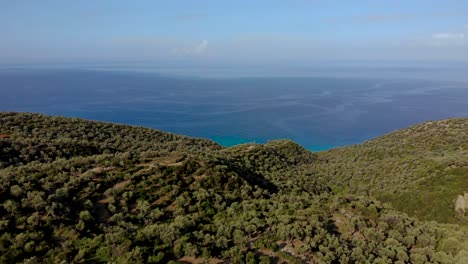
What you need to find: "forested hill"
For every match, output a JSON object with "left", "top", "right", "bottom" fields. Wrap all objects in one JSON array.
[
  {"left": 1, "top": 112, "right": 468, "bottom": 263},
  {"left": 312, "top": 118, "right": 468, "bottom": 223}
]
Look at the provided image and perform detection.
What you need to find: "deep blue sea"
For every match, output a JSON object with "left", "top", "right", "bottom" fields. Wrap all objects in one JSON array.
[{"left": 1, "top": 66, "right": 467, "bottom": 151}]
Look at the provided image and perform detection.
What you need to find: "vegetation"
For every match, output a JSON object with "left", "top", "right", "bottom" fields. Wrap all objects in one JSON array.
[
  {"left": 312, "top": 119, "right": 468, "bottom": 223},
  {"left": 1, "top": 112, "right": 467, "bottom": 263}
]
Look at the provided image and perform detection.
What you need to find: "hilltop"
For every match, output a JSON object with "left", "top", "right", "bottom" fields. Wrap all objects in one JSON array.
[{"left": 1, "top": 112, "right": 467, "bottom": 263}]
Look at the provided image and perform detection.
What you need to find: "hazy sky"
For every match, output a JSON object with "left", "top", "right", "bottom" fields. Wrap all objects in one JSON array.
[{"left": 1, "top": 0, "right": 467, "bottom": 63}]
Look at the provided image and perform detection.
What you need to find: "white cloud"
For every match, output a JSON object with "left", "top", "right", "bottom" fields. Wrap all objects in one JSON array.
[
  {"left": 426, "top": 32, "right": 467, "bottom": 47},
  {"left": 432, "top": 32, "right": 465, "bottom": 40},
  {"left": 194, "top": 40, "right": 209, "bottom": 54},
  {"left": 171, "top": 40, "right": 209, "bottom": 56}
]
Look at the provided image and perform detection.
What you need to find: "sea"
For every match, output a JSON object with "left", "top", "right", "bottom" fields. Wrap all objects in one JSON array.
[{"left": 1, "top": 62, "right": 467, "bottom": 151}]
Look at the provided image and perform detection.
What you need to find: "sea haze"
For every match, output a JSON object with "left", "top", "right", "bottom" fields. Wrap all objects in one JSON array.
[{"left": 0, "top": 68, "right": 467, "bottom": 151}]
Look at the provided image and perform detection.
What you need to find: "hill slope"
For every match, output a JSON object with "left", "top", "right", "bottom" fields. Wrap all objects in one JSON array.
[
  {"left": 1, "top": 112, "right": 468, "bottom": 263},
  {"left": 312, "top": 118, "right": 468, "bottom": 223}
]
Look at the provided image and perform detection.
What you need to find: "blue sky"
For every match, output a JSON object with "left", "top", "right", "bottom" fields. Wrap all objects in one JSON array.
[{"left": 1, "top": 0, "right": 467, "bottom": 63}]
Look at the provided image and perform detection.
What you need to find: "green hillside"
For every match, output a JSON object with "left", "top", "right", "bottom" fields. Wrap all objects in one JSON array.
[
  {"left": 312, "top": 119, "right": 468, "bottom": 223},
  {"left": 1, "top": 112, "right": 468, "bottom": 263}
]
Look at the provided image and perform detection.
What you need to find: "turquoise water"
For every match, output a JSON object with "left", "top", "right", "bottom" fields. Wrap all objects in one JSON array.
[
  {"left": 305, "top": 145, "right": 340, "bottom": 152},
  {"left": 1, "top": 69, "right": 467, "bottom": 152},
  {"left": 211, "top": 136, "right": 258, "bottom": 146},
  {"left": 213, "top": 136, "right": 339, "bottom": 152}
]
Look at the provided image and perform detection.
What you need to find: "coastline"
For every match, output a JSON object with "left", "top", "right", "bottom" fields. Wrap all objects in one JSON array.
[{"left": 211, "top": 135, "right": 346, "bottom": 152}]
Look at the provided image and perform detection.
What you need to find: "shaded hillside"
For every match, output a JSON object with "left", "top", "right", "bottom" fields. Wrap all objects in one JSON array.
[
  {"left": 313, "top": 118, "right": 468, "bottom": 223},
  {"left": 1, "top": 112, "right": 468, "bottom": 263}
]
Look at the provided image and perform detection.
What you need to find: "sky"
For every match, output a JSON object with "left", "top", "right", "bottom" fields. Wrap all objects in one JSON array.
[{"left": 1, "top": 0, "right": 467, "bottom": 64}]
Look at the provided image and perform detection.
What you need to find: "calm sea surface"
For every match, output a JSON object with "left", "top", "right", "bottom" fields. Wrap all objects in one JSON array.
[{"left": 1, "top": 68, "right": 467, "bottom": 151}]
